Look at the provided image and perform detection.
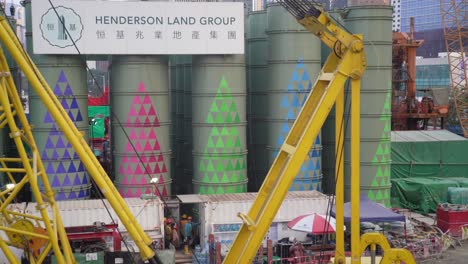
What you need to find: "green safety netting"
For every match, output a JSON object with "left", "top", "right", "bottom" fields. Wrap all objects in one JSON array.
[{"left": 88, "top": 106, "right": 109, "bottom": 139}]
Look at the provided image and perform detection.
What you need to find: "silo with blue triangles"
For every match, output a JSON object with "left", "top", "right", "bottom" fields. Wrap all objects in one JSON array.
[
  {"left": 265, "top": 3, "right": 323, "bottom": 192},
  {"left": 25, "top": 1, "right": 91, "bottom": 200}
]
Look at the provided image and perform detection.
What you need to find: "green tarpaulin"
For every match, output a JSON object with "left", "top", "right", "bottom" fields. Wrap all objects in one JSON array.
[
  {"left": 391, "top": 130, "right": 468, "bottom": 213},
  {"left": 391, "top": 130, "right": 468, "bottom": 179},
  {"left": 88, "top": 106, "right": 109, "bottom": 139}
]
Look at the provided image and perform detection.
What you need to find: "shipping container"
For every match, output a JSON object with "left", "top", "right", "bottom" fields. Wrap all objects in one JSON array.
[
  {"left": 9, "top": 197, "right": 164, "bottom": 252},
  {"left": 177, "top": 191, "right": 331, "bottom": 255}
]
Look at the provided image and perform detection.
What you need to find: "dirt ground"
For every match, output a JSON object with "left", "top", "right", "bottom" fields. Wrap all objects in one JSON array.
[{"left": 421, "top": 240, "right": 468, "bottom": 264}]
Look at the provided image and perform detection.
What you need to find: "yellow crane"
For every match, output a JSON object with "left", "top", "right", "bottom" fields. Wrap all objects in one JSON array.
[
  {"left": 0, "top": 14, "right": 161, "bottom": 264},
  {"left": 439, "top": 0, "right": 468, "bottom": 137},
  {"left": 0, "top": 0, "right": 416, "bottom": 263},
  {"left": 224, "top": 1, "right": 416, "bottom": 263}
]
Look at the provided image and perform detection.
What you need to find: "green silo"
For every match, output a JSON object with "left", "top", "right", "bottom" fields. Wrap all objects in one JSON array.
[
  {"left": 344, "top": 5, "right": 393, "bottom": 206},
  {"left": 169, "top": 56, "right": 177, "bottom": 193},
  {"left": 182, "top": 55, "right": 193, "bottom": 194},
  {"left": 111, "top": 56, "right": 171, "bottom": 198},
  {"left": 174, "top": 56, "right": 185, "bottom": 194},
  {"left": 266, "top": 3, "right": 322, "bottom": 191},
  {"left": 25, "top": 1, "right": 90, "bottom": 200},
  {"left": 321, "top": 10, "right": 346, "bottom": 195},
  {"left": 247, "top": 11, "right": 268, "bottom": 191},
  {"left": 192, "top": 55, "right": 248, "bottom": 194}
]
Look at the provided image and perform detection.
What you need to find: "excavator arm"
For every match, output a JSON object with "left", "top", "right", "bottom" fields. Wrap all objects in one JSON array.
[
  {"left": 0, "top": 15, "right": 162, "bottom": 264},
  {"left": 223, "top": 1, "right": 416, "bottom": 263}
]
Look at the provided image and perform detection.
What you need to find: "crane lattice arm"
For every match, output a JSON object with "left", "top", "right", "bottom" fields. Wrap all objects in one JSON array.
[
  {"left": 223, "top": 1, "right": 416, "bottom": 263},
  {"left": 440, "top": 0, "right": 468, "bottom": 137},
  {"left": 0, "top": 16, "right": 162, "bottom": 264}
]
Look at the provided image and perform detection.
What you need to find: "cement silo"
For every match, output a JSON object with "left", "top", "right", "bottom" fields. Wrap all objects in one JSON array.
[
  {"left": 111, "top": 56, "right": 172, "bottom": 198},
  {"left": 25, "top": 1, "right": 90, "bottom": 200},
  {"left": 344, "top": 5, "right": 393, "bottom": 206},
  {"left": 183, "top": 55, "right": 193, "bottom": 194},
  {"left": 266, "top": 3, "right": 322, "bottom": 191},
  {"left": 247, "top": 11, "right": 269, "bottom": 191},
  {"left": 169, "top": 56, "right": 178, "bottom": 193},
  {"left": 174, "top": 56, "right": 185, "bottom": 194},
  {"left": 192, "top": 55, "right": 248, "bottom": 194}
]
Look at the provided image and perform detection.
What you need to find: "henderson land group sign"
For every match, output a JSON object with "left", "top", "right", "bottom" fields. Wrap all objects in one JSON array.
[{"left": 32, "top": 0, "right": 244, "bottom": 54}]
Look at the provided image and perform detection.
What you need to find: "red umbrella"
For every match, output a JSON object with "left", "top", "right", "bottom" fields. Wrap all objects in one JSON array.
[{"left": 287, "top": 213, "right": 343, "bottom": 234}]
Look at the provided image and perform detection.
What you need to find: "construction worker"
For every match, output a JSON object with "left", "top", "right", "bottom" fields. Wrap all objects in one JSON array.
[
  {"left": 164, "top": 218, "right": 173, "bottom": 249},
  {"left": 183, "top": 216, "right": 193, "bottom": 255},
  {"left": 180, "top": 214, "right": 188, "bottom": 242}
]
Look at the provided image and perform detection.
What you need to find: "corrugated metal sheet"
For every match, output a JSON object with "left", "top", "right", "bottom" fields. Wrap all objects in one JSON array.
[
  {"left": 391, "top": 130, "right": 467, "bottom": 142},
  {"left": 10, "top": 197, "right": 164, "bottom": 238},
  {"left": 177, "top": 190, "right": 326, "bottom": 203},
  {"left": 191, "top": 191, "right": 332, "bottom": 251}
]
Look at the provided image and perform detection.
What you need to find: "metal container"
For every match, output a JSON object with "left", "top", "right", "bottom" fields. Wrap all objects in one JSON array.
[
  {"left": 20, "top": 197, "right": 164, "bottom": 250},
  {"left": 192, "top": 55, "right": 248, "bottom": 194},
  {"left": 247, "top": 11, "right": 269, "bottom": 191},
  {"left": 111, "top": 56, "right": 172, "bottom": 198},
  {"left": 266, "top": 3, "right": 322, "bottom": 191},
  {"left": 172, "top": 56, "right": 185, "bottom": 195},
  {"left": 177, "top": 191, "right": 330, "bottom": 253},
  {"left": 182, "top": 55, "right": 193, "bottom": 194},
  {"left": 26, "top": 1, "right": 90, "bottom": 200},
  {"left": 343, "top": 6, "right": 393, "bottom": 206}
]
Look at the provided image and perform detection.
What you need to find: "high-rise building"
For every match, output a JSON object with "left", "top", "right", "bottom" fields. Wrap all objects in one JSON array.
[
  {"left": 401, "top": 0, "right": 446, "bottom": 32},
  {"left": 391, "top": 0, "right": 401, "bottom": 32}
]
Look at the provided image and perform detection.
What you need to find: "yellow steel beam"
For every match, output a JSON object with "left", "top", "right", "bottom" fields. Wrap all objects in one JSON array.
[
  {"left": 223, "top": 33, "right": 366, "bottom": 263},
  {"left": 0, "top": 17, "right": 157, "bottom": 261}
]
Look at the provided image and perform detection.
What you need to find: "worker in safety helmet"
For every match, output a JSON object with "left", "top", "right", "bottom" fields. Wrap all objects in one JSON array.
[
  {"left": 164, "top": 218, "right": 173, "bottom": 249},
  {"left": 183, "top": 216, "right": 193, "bottom": 255},
  {"left": 180, "top": 214, "right": 188, "bottom": 242}
]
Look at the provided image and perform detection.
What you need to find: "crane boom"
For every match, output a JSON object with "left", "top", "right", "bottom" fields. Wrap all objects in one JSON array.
[
  {"left": 0, "top": 16, "right": 162, "bottom": 264},
  {"left": 439, "top": 0, "right": 468, "bottom": 137},
  {"left": 224, "top": 1, "right": 416, "bottom": 263}
]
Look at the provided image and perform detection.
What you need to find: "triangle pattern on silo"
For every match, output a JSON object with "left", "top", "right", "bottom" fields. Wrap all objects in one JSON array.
[
  {"left": 118, "top": 82, "right": 168, "bottom": 198},
  {"left": 199, "top": 77, "right": 246, "bottom": 194},
  {"left": 274, "top": 60, "right": 320, "bottom": 191},
  {"left": 42, "top": 70, "right": 87, "bottom": 200},
  {"left": 368, "top": 92, "right": 392, "bottom": 207}
]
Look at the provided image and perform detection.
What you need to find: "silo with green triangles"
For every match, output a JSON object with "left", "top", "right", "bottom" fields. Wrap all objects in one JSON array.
[
  {"left": 192, "top": 55, "right": 248, "bottom": 194},
  {"left": 343, "top": 5, "right": 393, "bottom": 207},
  {"left": 265, "top": 3, "right": 322, "bottom": 192},
  {"left": 25, "top": 1, "right": 90, "bottom": 200}
]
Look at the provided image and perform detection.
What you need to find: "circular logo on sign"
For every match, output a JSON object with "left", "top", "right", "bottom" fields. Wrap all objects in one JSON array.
[{"left": 40, "top": 6, "right": 83, "bottom": 48}]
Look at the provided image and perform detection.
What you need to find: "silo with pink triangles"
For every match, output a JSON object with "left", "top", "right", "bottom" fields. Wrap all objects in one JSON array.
[{"left": 110, "top": 56, "right": 172, "bottom": 198}]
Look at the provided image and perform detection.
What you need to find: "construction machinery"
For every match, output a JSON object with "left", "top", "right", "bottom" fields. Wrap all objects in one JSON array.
[
  {"left": 0, "top": 12, "right": 162, "bottom": 264},
  {"left": 224, "top": 0, "right": 415, "bottom": 263},
  {"left": 439, "top": 0, "right": 468, "bottom": 137},
  {"left": 391, "top": 17, "right": 449, "bottom": 131},
  {"left": 0, "top": 1, "right": 416, "bottom": 264}
]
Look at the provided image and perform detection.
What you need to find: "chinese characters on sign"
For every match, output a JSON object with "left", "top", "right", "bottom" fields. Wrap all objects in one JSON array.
[{"left": 33, "top": 0, "right": 244, "bottom": 54}]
